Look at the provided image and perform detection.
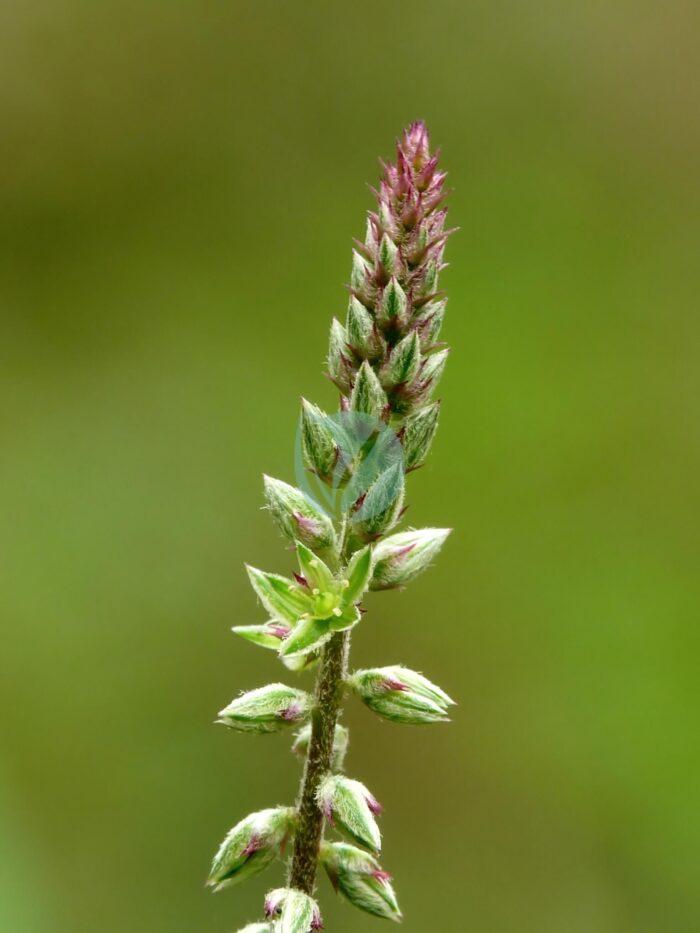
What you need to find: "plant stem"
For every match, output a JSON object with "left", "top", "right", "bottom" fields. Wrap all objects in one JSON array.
[{"left": 288, "top": 628, "right": 350, "bottom": 893}]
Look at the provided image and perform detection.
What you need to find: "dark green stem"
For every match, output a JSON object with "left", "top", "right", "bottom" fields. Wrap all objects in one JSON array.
[{"left": 288, "top": 628, "right": 350, "bottom": 893}]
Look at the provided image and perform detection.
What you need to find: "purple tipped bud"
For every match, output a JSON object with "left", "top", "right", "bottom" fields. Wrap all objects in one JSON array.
[
  {"left": 207, "top": 807, "right": 295, "bottom": 891},
  {"left": 265, "top": 888, "right": 323, "bottom": 931},
  {"left": 321, "top": 841, "right": 402, "bottom": 922},
  {"left": 217, "top": 683, "right": 313, "bottom": 733},
  {"left": 316, "top": 774, "right": 382, "bottom": 852},
  {"left": 350, "top": 665, "right": 455, "bottom": 725},
  {"left": 370, "top": 527, "right": 451, "bottom": 590}
]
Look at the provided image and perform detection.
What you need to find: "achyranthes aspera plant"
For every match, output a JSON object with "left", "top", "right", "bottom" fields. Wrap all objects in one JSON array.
[{"left": 209, "top": 122, "right": 456, "bottom": 932}]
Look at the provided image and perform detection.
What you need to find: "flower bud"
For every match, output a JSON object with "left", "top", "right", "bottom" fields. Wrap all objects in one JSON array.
[
  {"left": 292, "top": 723, "right": 349, "bottom": 772},
  {"left": 217, "top": 684, "right": 313, "bottom": 733},
  {"left": 350, "top": 249, "right": 371, "bottom": 290},
  {"left": 207, "top": 807, "right": 295, "bottom": 891},
  {"left": 413, "top": 299, "right": 445, "bottom": 349},
  {"left": 263, "top": 476, "right": 336, "bottom": 553},
  {"left": 264, "top": 888, "right": 323, "bottom": 931},
  {"left": 408, "top": 347, "right": 449, "bottom": 405},
  {"left": 377, "top": 234, "right": 400, "bottom": 281},
  {"left": 345, "top": 297, "right": 385, "bottom": 361},
  {"left": 370, "top": 527, "right": 450, "bottom": 590},
  {"left": 382, "top": 330, "right": 421, "bottom": 390},
  {"left": 316, "top": 774, "right": 382, "bottom": 853},
  {"left": 349, "top": 362, "right": 388, "bottom": 420},
  {"left": 320, "top": 841, "right": 401, "bottom": 922},
  {"left": 376, "top": 276, "right": 407, "bottom": 328},
  {"left": 300, "top": 400, "right": 337, "bottom": 483},
  {"left": 400, "top": 401, "right": 440, "bottom": 471},
  {"left": 350, "top": 462, "right": 404, "bottom": 541},
  {"left": 236, "top": 925, "right": 273, "bottom": 933},
  {"left": 349, "top": 665, "right": 455, "bottom": 724},
  {"left": 327, "top": 318, "right": 354, "bottom": 394}
]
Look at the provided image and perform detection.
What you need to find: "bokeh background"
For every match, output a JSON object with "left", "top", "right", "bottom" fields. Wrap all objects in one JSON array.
[{"left": 2, "top": 2, "right": 699, "bottom": 931}]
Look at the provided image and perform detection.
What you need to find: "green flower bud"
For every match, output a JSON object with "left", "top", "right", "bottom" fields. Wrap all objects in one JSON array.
[
  {"left": 377, "top": 234, "right": 399, "bottom": 280},
  {"left": 376, "top": 276, "right": 407, "bottom": 328},
  {"left": 264, "top": 888, "right": 323, "bottom": 931},
  {"left": 370, "top": 527, "right": 451, "bottom": 590},
  {"left": 349, "top": 361, "right": 388, "bottom": 419},
  {"left": 292, "top": 723, "right": 349, "bottom": 772},
  {"left": 413, "top": 299, "right": 445, "bottom": 349},
  {"left": 401, "top": 400, "right": 440, "bottom": 471},
  {"left": 232, "top": 621, "right": 292, "bottom": 650},
  {"left": 207, "top": 806, "right": 295, "bottom": 891},
  {"left": 217, "top": 684, "right": 313, "bottom": 733},
  {"left": 316, "top": 773, "right": 382, "bottom": 853},
  {"left": 419, "top": 257, "right": 439, "bottom": 297},
  {"left": 410, "top": 347, "right": 449, "bottom": 405},
  {"left": 381, "top": 330, "right": 421, "bottom": 388},
  {"left": 236, "top": 925, "right": 273, "bottom": 933},
  {"left": 350, "top": 462, "right": 404, "bottom": 541},
  {"left": 346, "top": 296, "right": 385, "bottom": 361},
  {"left": 246, "top": 565, "right": 313, "bottom": 623},
  {"left": 328, "top": 318, "right": 354, "bottom": 394},
  {"left": 350, "top": 249, "right": 371, "bottom": 290},
  {"left": 320, "top": 841, "right": 401, "bottom": 922},
  {"left": 349, "top": 665, "right": 455, "bottom": 724},
  {"left": 263, "top": 476, "right": 336, "bottom": 553},
  {"left": 300, "top": 400, "right": 337, "bottom": 482}
]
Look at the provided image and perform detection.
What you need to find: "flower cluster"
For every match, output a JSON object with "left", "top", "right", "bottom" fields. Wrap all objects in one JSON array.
[{"left": 209, "top": 122, "right": 455, "bottom": 931}]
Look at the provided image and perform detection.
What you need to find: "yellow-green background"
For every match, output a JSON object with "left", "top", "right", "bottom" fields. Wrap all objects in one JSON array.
[{"left": 2, "top": 2, "right": 698, "bottom": 931}]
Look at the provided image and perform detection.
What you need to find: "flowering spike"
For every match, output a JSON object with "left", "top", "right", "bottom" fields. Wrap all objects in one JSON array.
[
  {"left": 217, "top": 684, "right": 313, "bottom": 733},
  {"left": 349, "top": 665, "right": 455, "bottom": 724},
  {"left": 213, "top": 124, "right": 456, "bottom": 926},
  {"left": 208, "top": 807, "right": 295, "bottom": 891},
  {"left": 321, "top": 841, "right": 402, "bottom": 922},
  {"left": 316, "top": 774, "right": 382, "bottom": 853}
]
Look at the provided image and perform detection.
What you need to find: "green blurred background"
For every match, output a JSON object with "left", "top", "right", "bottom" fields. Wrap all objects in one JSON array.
[{"left": 2, "top": 2, "right": 699, "bottom": 930}]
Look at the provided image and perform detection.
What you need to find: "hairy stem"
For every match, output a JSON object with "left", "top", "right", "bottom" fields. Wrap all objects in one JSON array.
[{"left": 288, "top": 628, "right": 350, "bottom": 893}]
